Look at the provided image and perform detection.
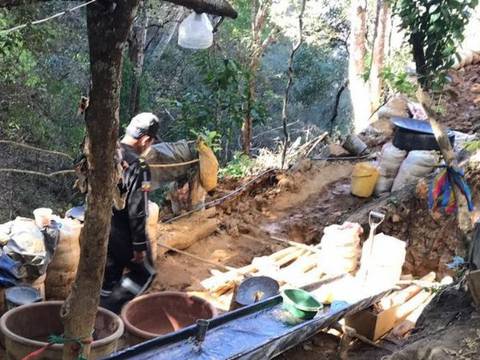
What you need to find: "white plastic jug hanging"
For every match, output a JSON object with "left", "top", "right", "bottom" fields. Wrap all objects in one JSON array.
[{"left": 178, "top": 12, "right": 213, "bottom": 49}]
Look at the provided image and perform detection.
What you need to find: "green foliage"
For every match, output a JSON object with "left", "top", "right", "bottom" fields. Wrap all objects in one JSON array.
[
  {"left": 292, "top": 46, "right": 347, "bottom": 106},
  {"left": 464, "top": 140, "right": 480, "bottom": 153},
  {"left": 190, "top": 128, "right": 222, "bottom": 154},
  {"left": 0, "top": 5, "right": 89, "bottom": 154},
  {"left": 219, "top": 152, "right": 254, "bottom": 178},
  {"left": 381, "top": 66, "right": 417, "bottom": 97},
  {"left": 395, "top": 0, "right": 479, "bottom": 90},
  {"left": 167, "top": 53, "right": 268, "bottom": 155},
  {"left": 0, "top": 12, "right": 39, "bottom": 85}
]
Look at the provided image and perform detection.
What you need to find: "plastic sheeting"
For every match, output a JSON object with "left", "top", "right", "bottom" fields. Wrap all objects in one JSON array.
[
  {"left": 0, "top": 249, "right": 22, "bottom": 287},
  {"left": 105, "top": 288, "right": 388, "bottom": 360},
  {"left": 0, "top": 217, "right": 59, "bottom": 279},
  {"left": 143, "top": 141, "right": 198, "bottom": 190}
]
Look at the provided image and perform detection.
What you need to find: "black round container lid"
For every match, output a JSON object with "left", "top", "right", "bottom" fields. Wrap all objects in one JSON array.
[
  {"left": 235, "top": 276, "right": 279, "bottom": 306},
  {"left": 391, "top": 117, "right": 453, "bottom": 135}
]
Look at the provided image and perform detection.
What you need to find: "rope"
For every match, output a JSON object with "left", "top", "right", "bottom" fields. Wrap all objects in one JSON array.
[
  {"left": 148, "top": 159, "right": 199, "bottom": 168},
  {"left": 21, "top": 334, "right": 92, "bottom": 360},
  {"left": 0, "top": 168, "right": 75, "bottom": 178},
  {"left": 0, "top": 0, "right": 97, "bottom": 35},
  {"left": 157, "top": 243, "right": 234, "bottom": 271},
  {"left": 0, "top": 140, "right": 74, "bottom": 160}
]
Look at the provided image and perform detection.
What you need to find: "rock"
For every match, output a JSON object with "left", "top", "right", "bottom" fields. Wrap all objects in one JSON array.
[
  {"left": 373, "top": 95, "right": 410, "bottom": 136},
  {"left": 298, "top": 159, "right": 312, "bottom": 172},
  {"left": 471, "top": 83, "right": 480, "bottom": 94},
  {"left": 254, "top": 194, "right": 267, "bottom": 210},
  {"left": 328, "top": 143, "right": 350, "bottom": 157},
  {"left": 302, "top": 343, "right": 313, "bottom": 351},
  {"left": 416, "top": 179, "right": 429, "bottom": 200},
  {"left": 391, "top": 214, "right": 401, "bottom": 223},
  {"left": 277, "top": 176, "right": 296, "bottom": 191}
]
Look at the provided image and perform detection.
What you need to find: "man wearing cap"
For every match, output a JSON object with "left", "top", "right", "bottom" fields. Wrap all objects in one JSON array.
[{"left": 100, "top": 112, "right": 160, "bottom": 312}]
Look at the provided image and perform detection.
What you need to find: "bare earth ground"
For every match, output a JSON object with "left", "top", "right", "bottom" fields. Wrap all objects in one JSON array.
[{"left": 1, "top": 65, "right": 479, "bottom": 360}]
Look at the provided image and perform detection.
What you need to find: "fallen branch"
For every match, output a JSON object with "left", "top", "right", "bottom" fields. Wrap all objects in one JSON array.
[{"left": 303, "top": 132, "right": 328, "bottom": 158}]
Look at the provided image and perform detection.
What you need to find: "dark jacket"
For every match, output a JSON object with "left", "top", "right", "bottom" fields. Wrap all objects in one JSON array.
[{"left": 111, "top": 143, "right": 150, "bottom": 254}]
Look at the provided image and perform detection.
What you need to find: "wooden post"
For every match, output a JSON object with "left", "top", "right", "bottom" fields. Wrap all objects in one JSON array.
[{"left": 416, "top": 89, "right": 472, "bottom": 236}]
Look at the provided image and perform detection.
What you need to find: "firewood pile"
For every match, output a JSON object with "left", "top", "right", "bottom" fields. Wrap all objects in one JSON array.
[{"left": 197, "top": 244, "right": 326, "bottom": 310}]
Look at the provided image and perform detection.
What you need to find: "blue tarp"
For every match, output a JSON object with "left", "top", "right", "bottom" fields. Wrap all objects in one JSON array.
[{"left": 105, "top": 288, "right": 386, "bottom": 360}]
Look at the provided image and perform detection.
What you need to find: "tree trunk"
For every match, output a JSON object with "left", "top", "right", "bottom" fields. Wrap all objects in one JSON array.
[
  {"left": 369, "top": 0, "right": 390, "bottom": 113},
  {"left": 148, "top": 9, "right": 184, "bottom": 64},
  {"left": 241, "top": 0, "right": 274, "bottom": 156},
  {"left": 61, "top": 1, "right": 140, "bottom": 359},
  {"left": 280, "top": 0, "right": 307, "bottom": 169},
  {"left": 128, "top": 1, "right": 149, "bottom": 117},
  {"left": 348, "top": 0, "right": 370, "bottom": 133},
  {"left": 411, "top": 32, "right": 428, "bottom": 88},
  {"left": 242, "top": 72, "right": 255, "bottom": 155}
]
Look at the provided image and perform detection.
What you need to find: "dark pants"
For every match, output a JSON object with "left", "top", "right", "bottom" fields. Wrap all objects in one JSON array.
[{"left": 100, "top": 223, "right": 155, "bottom": 313}]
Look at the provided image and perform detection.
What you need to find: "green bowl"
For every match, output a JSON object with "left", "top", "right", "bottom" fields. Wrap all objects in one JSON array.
[{"left": 281, "top": 288, "right": 323, "bottom": 320}]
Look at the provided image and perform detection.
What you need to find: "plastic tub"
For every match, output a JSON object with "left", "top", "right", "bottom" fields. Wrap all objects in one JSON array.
[
  {"left": 281, "top": 288, "right": 323, "bottom": 320},
  {"left": 121, "top": 291, "right": 217, "bottom": 345},
  {"left": 0, "top": 301, "right": 123, "bottom": 359},
  {"left": 351, "top": 162, "right": 379, "bottom": 198},
  {"left": 32, "top": 208, "right": 52, "bottom": 228},
  {"left": 5, "top": 286, "right": 42, "bottom": 311}
]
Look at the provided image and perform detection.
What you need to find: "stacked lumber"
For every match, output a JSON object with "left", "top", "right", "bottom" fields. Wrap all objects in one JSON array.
[
  {"left": 346, "top": 272, "right": 438, "bottom": 341},
  {"left": 199, "top": 245, "right": 326, "bottom": 309}
]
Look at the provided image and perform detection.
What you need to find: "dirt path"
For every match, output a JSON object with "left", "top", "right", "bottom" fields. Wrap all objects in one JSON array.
[{"left": 150, "top": 161, "right": 364, "bottom": 294}]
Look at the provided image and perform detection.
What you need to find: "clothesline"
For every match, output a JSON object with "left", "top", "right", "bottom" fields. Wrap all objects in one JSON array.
[{"left": 0, "top": 0, "right": 96, "bottom": 35}]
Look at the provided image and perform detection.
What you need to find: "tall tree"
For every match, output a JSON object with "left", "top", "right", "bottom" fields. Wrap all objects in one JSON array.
[
  {"left": 369, "top": 0, "right": 390, "bottom": 113},
  {"left": 280, "top": 0, "right": 306, "bottom": 168},
  {"left": 128, "top": 0, "right": 149, "bottom": 117},
  {"left": 241, "top": 0, "right": 276, "bottom": 156},
  {"left": 0, "top": 1, "right": 237, "bottom": 359},
  {"left": 348, "top": 0, "right": 370, "bottom": 133},
  {"left": 61, "top": 0, "right": 140, "bottom": 358}
]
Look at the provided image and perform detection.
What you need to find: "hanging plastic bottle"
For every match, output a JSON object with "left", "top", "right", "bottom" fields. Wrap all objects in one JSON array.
[{"left": 178, "top": 12, "right": 213, "bottom": 50}]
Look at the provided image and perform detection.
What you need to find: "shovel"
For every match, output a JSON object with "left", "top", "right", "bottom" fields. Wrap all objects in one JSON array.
[{"left": 362, "top": 211, "right": 385, "bottom": 283}]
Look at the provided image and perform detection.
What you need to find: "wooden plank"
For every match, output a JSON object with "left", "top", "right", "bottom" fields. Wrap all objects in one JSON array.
[
  {"left": 379, "top": 272, "right": 435, "bottom": 310},
  {"left": 201, "top": 247, "right": 304, "bottom": 293},
  {"left": 391, "top": 293, "right": 435, "bottom": 337},
  {"left": 468, "top": 269, "right": 480, "bottom": 309},
  {"left": 346, "top": 289, "right": 433, "bottom": 341}
]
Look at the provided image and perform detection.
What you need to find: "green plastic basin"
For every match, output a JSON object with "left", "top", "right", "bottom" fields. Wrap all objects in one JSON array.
[{"left": 281, "top": 288, "right": 323, "bottom": 320}]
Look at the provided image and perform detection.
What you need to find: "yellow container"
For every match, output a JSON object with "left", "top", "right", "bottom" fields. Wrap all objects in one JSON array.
[{"left": 351, "top": 162, "right": 379, "bottom": 198}]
